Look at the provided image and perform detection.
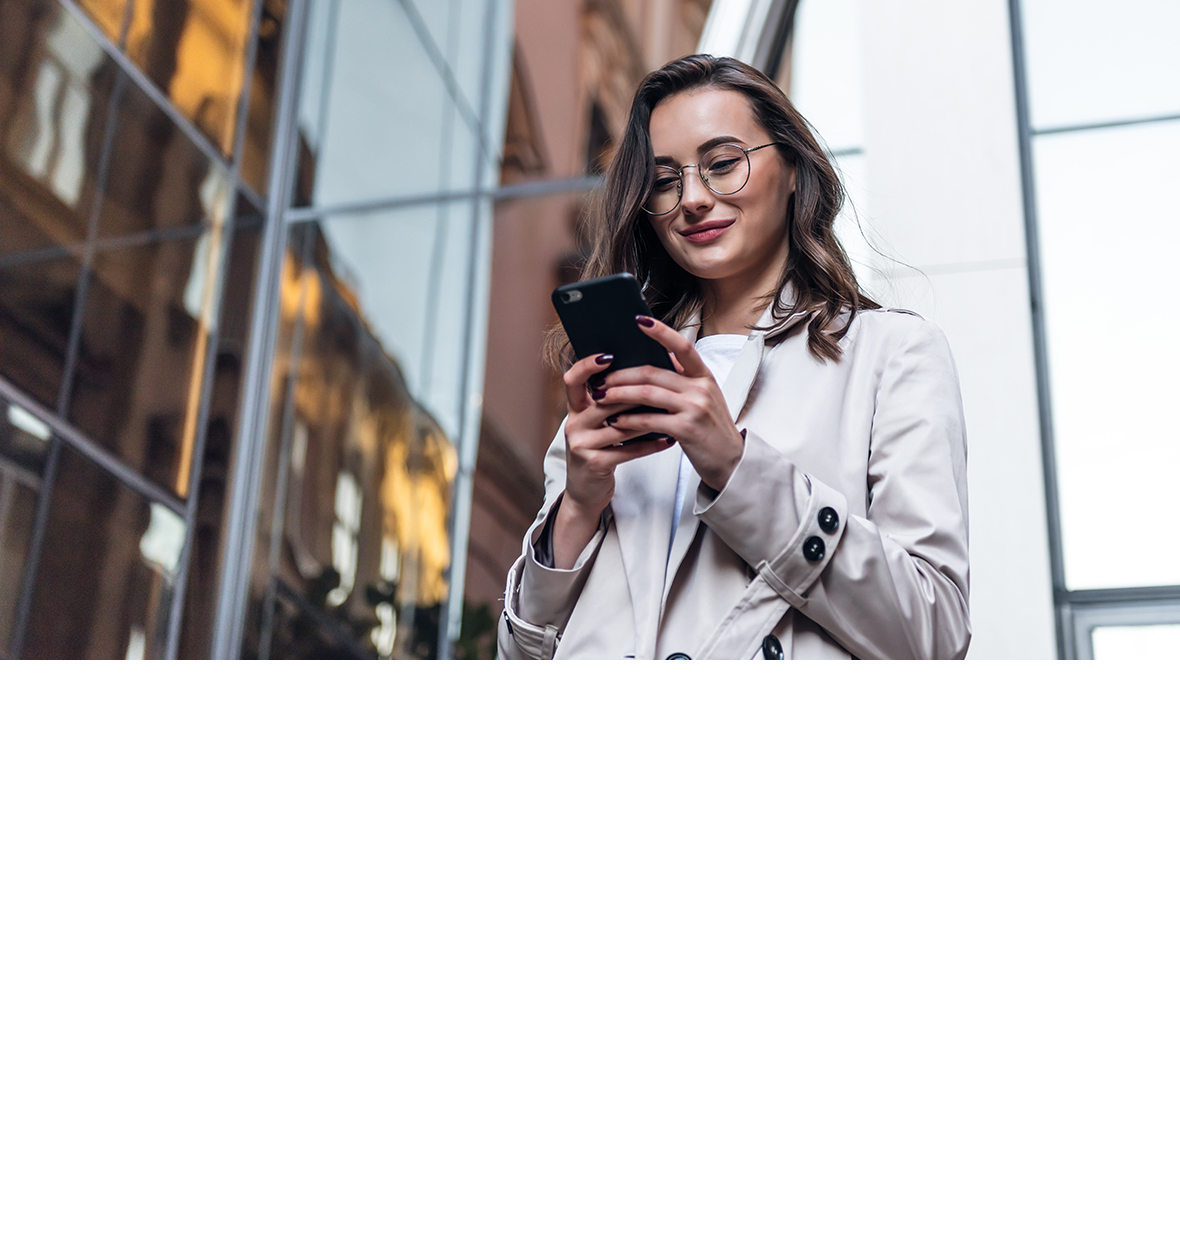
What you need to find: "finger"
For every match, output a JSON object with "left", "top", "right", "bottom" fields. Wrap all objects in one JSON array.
[
  {"left": 635, "top": 315, "right": 711, "bottom": 379},
  {"left": 565, "top": 352, "right": 615, "bottom": 386},
  {"left": 576, "top": 421, "right": 665, "bottom": 451},
  {"left": 598, "top": 364, "right": 689, "bottom": 394},
  {"left": 597, "top": 384, "right": 683, "bottom": 411},
  {"left": 601, "top": 415, "right": 678, "bottom": 442},
  {"left": 598, "top": 436, "right": 677, "bottom": 461},
  {"left": 564, "top": 353, "right": 615, "bottom": 411}
]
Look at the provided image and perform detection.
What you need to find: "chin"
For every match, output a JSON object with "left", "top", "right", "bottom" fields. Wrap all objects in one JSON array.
[{"left": 677, "top": 250, "right": 738, "bottom": 278}]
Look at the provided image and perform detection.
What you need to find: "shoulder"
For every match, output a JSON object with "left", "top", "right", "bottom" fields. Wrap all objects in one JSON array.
[
  {"left": 763, "top": 306, "right": 952, "bottom": 366},
  {"left": 844, "top": 306, "right": 949, "bottom": 354}
]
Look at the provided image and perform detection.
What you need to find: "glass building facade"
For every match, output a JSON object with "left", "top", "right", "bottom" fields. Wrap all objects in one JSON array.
[{"left": 1, "top": 0, "right": 512, "bottom": 659}]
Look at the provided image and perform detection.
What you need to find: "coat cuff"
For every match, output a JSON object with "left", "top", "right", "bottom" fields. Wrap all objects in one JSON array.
[
  {"left": 695, "top": 429, "right": 849, "bottom": 605},
  {"left": 500, "top": 504, "right": 607, "bottom": 658}
]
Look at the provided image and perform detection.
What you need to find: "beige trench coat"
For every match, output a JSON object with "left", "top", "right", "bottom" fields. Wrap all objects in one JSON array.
[{"left": 498, "top": 303, "right": 970, "bottom": 660}]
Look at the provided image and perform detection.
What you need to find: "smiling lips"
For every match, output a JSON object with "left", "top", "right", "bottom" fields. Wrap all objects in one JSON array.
[{"left": 679, "top": 218, "right": 734, "bottom": 244}]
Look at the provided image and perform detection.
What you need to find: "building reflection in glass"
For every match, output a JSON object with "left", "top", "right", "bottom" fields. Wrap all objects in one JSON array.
[
  {"left": 0, "top": 0, "right": 514, "bottom": 658},
  {"left": 236, "top": 0, "right": 513, "bottom": 659},
  {"left": 244, "top": 224, "right": 456, "bottom": 660}
]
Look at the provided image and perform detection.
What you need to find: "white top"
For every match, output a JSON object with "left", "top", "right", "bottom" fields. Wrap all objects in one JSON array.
[{"left": 667, "top": 334, "right": 749, "bottom": 562}]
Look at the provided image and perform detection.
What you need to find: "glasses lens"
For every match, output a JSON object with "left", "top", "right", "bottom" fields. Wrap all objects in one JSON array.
[
  {"left": 645, "top": 167, "right": 681, "bottom": 214},
  {"left": 701, "top": 146, "right": 750, "bottom": 195}
]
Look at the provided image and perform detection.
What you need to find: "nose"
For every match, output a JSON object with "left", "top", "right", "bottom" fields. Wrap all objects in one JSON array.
[{"left": 679, "top": 163, "right": 714, "bottom": 214}]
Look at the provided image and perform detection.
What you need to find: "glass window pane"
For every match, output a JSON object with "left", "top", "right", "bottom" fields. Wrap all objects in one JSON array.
[
  {"left": 784, "top": 0, "right": 866, "bottom": 154},
  {"left": 239, "top": 0, "right": 282, "bottom": 196},
  {"left": 0, "top": 252, "right": 83, "bottom": 411},
  {"left": 1, "top": 0, "right": 113, "bottom": 256},
  {"left": 76, "top": 0, "right": 129, "bottom": 46},
  {"left": 122, "top": 0, "right": 253, "bottom": 158},
  {"left": 317, "top": 201, "right": 475, "bottom": 441},
  {"left": 414, "top": 0, "right": 500, "bottom": 123},
  {"left": 1091, "top": 624, "right": 1180, "bottom": 661},
  {"left": 0, "top": 399, "right": 51, "bottom": 655},
  {"left": 301, "top": 0, "right": 479, "bottom": 208},
  {"left": 1022, "top": 0, "right": 1180, "bottom": 130},
  {"left": 68, "top": 221, "right": 229, "bottom": 496},
  {"left": 244, "top": 226, "right": 456, "bottom": 660},
  {"left": 21, "top": 444, "right": 183, "bottom": 658},
  {"left": 97, "top": 75, "right": 230, "bottom": 241},
  {"left": 1035, "top": 121, "right": 1180, "bottom": 589}
]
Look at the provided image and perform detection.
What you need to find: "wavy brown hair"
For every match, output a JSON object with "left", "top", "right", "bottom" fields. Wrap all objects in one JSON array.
[{"left": 545, "top": 54, "right": 878, "bottom": 369}]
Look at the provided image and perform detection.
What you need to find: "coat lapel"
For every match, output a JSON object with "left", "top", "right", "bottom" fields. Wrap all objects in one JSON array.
[
  {"left": 614, "top": 302, "right": 816, "bottom": 650},
  {"left": 610, "top": 319, "right": 703, "bottom": 658},
  {"left": 659, "top": 311, "right": 776, "bottom": 613}
]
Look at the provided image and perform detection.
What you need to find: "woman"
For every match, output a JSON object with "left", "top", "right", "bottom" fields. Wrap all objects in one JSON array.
[{"left": 498, "top": 55, "right": 969, "bottom": 660}]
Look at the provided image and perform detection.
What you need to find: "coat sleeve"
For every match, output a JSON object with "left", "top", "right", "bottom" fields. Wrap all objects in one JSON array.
[
  {"left": 497, "top": 420, "right": 606, "bottom": 660},
  {"left": 694, "top": 318, "right": 971, "bottom": 660}
]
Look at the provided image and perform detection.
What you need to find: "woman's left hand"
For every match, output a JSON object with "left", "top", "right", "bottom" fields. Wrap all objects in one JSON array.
[{"left": 592, "top": 316, "right": 745, "bottom": 492}]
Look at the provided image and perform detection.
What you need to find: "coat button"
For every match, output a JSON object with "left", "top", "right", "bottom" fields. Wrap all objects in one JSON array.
[
  {"left": 666, "top": 652, "right": 692, "bottom": 660},
  {"left": 803, "top": 535, "right": 826, "bottom": 562},
  {"left": 818, "top": 506, "right": 839, "bottom": 534},
  {"left": 762, "top": 634, "right": 784, "bottom": 660}
]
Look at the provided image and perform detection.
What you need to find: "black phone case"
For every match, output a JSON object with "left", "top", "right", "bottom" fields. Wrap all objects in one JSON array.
[{"left": 552, "top": 273, "right": 674, "bottom": 434}]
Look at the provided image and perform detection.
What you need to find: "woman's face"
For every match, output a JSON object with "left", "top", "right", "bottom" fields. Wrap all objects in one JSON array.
[{"left": 645, "top": 87, "right": 795, "bottom": 289}]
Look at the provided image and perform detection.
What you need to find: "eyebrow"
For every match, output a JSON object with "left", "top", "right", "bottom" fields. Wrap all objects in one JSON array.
[{"left": 652, "top": 135, "right": 745, "bottom": 164}]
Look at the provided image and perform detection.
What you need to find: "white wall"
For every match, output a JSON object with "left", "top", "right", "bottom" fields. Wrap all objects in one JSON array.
[{"left": 858, "top": 0, "right": 1055, "bottom": 659}]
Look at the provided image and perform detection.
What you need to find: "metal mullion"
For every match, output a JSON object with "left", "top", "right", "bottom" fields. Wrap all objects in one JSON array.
[
  {"left": 1070, "top": 598, "right": 1180, "bottom": 659},
  {"left": 9, "top": 60, "right": 130, "bottom": 657},
  {"left": 397, "top": 0, "right": 495, "bottom": 165},
  {"left": 1008, "top": 0, "right": 1068, "bottom": 658},
  {"left": 1032, "top": 111, "right": 1180, "bottom": 137},
  {"left": 1062, "top": 585, "right": 1180, "bottom": 607},
  {"left": 751, "top": 0, "right": 800, "bottom": 78},
  {"left": 257, "top": 0, "right": 340, "bottom": 660},
  {"left": 0, "top": 374, "right": 187, "bottom": 516},
  {"left": 440, "top": 0, "right": 504, "bottom": 658},
  {"left": 210, "top": 0, "right": 311, "bottom": 659},
  {"left": 0, "top": 219, "right": 264, "bottom": 271},
  {"left": 163, "top": 0, "right": 269, "bottom": 658},
  {"left": 284, "top": 176, "right": 605, "bottom": 226}
]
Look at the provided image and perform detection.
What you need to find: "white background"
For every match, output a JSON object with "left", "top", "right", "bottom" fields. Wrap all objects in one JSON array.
[{"left": 2, "top": 663, "right": 1177, "bottom": 1239}]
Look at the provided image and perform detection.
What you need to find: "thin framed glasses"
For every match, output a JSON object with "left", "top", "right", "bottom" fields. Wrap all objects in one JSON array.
[{"left": 642, "top": 142, "right": 784, "bottom": 216}]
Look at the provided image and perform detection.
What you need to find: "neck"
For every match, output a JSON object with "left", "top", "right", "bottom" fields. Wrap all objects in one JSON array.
[{"left": 699, "top": 236, "right": 790, "bottom": 338}]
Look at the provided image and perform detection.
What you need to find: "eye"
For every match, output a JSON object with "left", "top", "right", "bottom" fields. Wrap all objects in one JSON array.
[
  {"left": 706, "top": 157, "right": 741, "bottom": 174},
  {"left": 652, "top": 173, "right": 680, "bottom": 191}
]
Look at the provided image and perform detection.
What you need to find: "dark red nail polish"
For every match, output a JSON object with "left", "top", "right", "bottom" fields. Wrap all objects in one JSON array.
[
  {"left": 594, "top": 353, "right": 613, "bottom": 365},
  {"left": 590, "top": 385, "right": 605, "bottom": 400},
  {"left": 636, "top": 315, "right": 654, "bottom": 327},
  {"left": 664, "top": 436, "right": 675, "bottom": 445}
]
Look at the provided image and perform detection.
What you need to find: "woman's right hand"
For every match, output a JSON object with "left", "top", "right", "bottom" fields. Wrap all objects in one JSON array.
[{"left": 553, "top": 352, "right": 674, "bottom": 569}]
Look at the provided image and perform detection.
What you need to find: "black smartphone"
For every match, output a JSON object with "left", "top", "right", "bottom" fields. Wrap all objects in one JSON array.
[{"left": 552, "top": 272, "right": 674, "bottom": 439}]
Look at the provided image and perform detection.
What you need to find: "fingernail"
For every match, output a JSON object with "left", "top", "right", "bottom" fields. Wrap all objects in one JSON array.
[
  {"left": 663, "top": 436, "right": 675, "bottom": 445},
  {"left": 590, "top": 385, "right": 605, "bottom": 401},
  {"left": 635, "top": 315, "right": 654, "bottom": 327},
  {"left": 605, "top": 414, "right": 619, "bottom": 425},
  {"left": 594, "top": 354, "right": 613, "bottom": 365}
]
